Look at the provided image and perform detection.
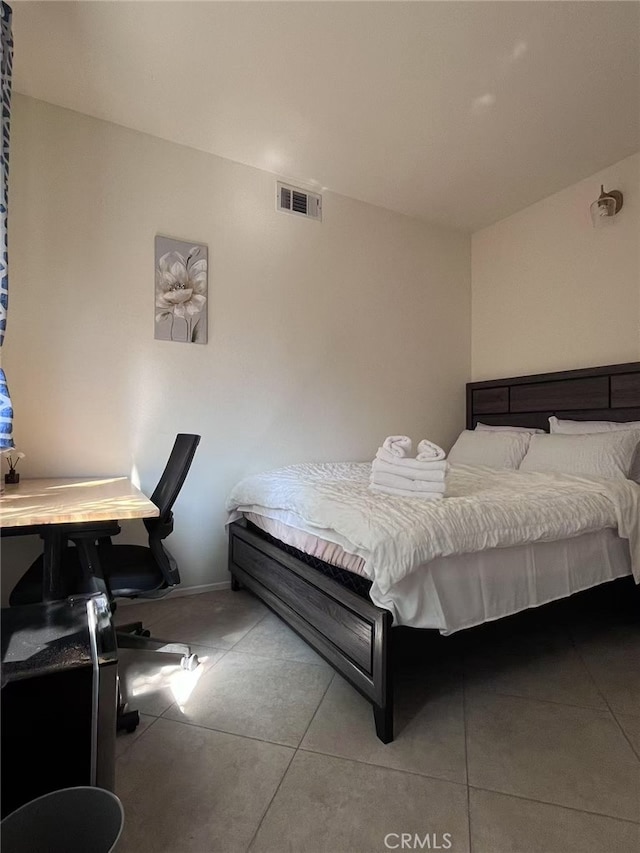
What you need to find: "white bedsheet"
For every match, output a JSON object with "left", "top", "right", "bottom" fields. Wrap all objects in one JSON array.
[
  {"left": 227, "top": 463, "right": 640, "bottom": 593},
  {"left": 242, "top": 512, "right": 632, "bottom": 634}
]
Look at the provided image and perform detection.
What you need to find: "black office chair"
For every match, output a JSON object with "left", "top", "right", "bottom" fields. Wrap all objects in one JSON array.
[{"left": 9, "top": 434, "right": 201, "bottom": 731}]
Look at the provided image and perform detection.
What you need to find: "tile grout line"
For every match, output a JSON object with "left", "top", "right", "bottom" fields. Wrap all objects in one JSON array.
[
  {"left": 569, "top": 631, "right": 640, "bottom": 763},
  {"left": 170, "top": 648, "right": 467, "bottom": 788},
  {"left": 245, "top": 672, "right": 337, "bottom": 852},
  {"left": 297, "top": 744, "right": 468, "bottom": 790},
  {"left": 115, "top": 713, "right": 162, "bottom": 763},
  {"left": 466, "top": 684, "right": 618, "bottom": 714},
  {"left": 150, "top": 712, "right": 299, "bottom": 752},
  {"left": 463, "top": 638, "right": 640, "bottom": 831},
  {"left": 156, "top": 671, "right": 469, "bottom": 788},
  {"left": 467, "top": 783, "right": 640, "bottom": 826},
  {"left": 204, "top": 598, "right": 333, "bottom": 667},
  {"left": 245, "top": 747, "right": 297, "bottom": 853},
  {"left": 462, "top": 632, "right": 614, "bottom": 713},
  {"left": 225, "top": 609, "right": 271, "bottom": 652},
  {"left": 153, "top": 620, "right": 332, "bottom": 744},
  {"left": 118, "top": 716, "right": 640, "bottom": 834},
  {"left": 294, "top": 671, "right": 336, "bottom": 749},
  {"left": 225, "top": 645, "right": 335, "bottom": 670}
]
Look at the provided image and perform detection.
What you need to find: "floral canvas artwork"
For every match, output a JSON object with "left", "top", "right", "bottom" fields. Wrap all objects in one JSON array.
[{"left": 155, "top": 236, "right": 208, "bottom": 344}]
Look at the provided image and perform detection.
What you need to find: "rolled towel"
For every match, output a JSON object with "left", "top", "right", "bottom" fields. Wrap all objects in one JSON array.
[
  {"left": 372, "top": 458, "right": 449, "bottom": 481},
  {"left": 370, "top": 483, "right": 444, "bottom": 500},
  {"left": 382, "top": 435, "right": 413, "bottom": 458},
  {"left": 375, "top": 449, "right": 449, "bottom": 471},
  {"left": 371, "top": 471, "right": 446, "bottom": 493},
  {"left": 416, "top": 439, "right": 446, "bottom": 462}
]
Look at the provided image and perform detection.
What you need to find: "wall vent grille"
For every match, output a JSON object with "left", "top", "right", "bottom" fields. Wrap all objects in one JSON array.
[{"left": 276, "top": 181, "right": 322, "bottom": 221}]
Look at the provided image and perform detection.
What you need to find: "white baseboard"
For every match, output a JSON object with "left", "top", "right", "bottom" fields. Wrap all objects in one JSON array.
[
  {"left": 117, "top": 580, "right": 231, "bottom": 604},
  {"left": 170, "top": 581, "right": 231, "bottom": 598}
]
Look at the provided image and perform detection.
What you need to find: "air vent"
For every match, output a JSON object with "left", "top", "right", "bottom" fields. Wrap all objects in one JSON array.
[{"left": 276, "top": 181, "right": 322, "bottom": 221}]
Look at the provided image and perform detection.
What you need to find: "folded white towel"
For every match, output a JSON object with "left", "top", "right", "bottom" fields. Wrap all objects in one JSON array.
[
  {"left": 370, "top": 471, "right": 446, "bottom": 493},
  {"left": 416, "top": 439, "right": 446, "bottom": 462},
  {"left": 375, "top": 449, "right": 449, "bottom": 471},
  {"left": 382, "top": 435, "right": 412, "bottom": 458},
  {"left": 372, "top": 458, "right": 449, "bottom": 481},
  {"left": 369, "top": 483, "right": 444, "bottom": 500}
]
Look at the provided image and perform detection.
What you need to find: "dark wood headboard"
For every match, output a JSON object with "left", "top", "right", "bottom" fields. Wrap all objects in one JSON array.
[{"left": 466, "top": 362, "right": 640, "bottom": 432}]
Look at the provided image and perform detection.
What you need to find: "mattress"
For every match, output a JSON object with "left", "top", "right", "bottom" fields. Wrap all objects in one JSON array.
[
  {"left": 242, "top": 510, "right": 632, "bottom": 634},
  {"left": 244, "top": 511, "right": 368, "bottom": 575},
  {"left": 228, "top": 463, "right": 640, "bottom": 598}
]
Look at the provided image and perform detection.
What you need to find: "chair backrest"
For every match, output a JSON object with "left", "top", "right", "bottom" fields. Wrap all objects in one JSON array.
[
  {"left": 143, "top": 434, "right": 200, "bottom": 589},
  {"left": 148, "top": 434, "right": 201, "bottom": 522}
]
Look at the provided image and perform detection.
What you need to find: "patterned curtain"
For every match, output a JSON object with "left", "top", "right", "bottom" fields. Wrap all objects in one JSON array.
[{"left": 0, "top": 1, "right": 13, "bottom": 450}]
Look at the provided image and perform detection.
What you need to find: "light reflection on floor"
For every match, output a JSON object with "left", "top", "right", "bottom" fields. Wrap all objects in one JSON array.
[{"left": 123, "top": 652, "right": 210, "bottom": 712}]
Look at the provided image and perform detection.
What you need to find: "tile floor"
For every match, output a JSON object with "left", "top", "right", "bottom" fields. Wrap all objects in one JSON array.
[{"left": 114, "top": 586, "right": 640, "bottom": 853}]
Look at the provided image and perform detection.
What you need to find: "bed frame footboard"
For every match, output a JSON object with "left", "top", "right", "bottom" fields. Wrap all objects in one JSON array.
[{"left": 228, "top": 520, "right": 394, "bottom": 743}]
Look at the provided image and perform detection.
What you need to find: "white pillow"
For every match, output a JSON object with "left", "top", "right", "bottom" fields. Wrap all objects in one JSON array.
[
  {"left": 549, "top": 417, "right": 640, "bottom": 482},
  {"left": 519, "top": 431, "right": 640, "bottom": 481},
  {"left": 476, "top": 422, "right": 544, "bottom": 435},
  {"left": 449, "top": 430, "right": 531, "bottom": 469},
  {"left": 549, "top": 416, "right": 640, "bottom": 433}
]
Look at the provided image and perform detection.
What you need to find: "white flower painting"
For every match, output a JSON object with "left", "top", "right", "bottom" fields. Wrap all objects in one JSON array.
[{"left": 155, "top": 236, "right": 208, "bottom": 344}]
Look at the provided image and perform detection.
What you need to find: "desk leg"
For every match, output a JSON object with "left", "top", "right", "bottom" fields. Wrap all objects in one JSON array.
[
  {"left": 42, "top": 528, "right": 64, "bottom": 602},
  {"left": 76, "top": 539, "right": 110, "bottom": 600}
]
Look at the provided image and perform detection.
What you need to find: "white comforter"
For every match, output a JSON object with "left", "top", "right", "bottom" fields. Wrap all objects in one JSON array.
[{"left": 227, "top": 463, "right": 640, "bottom": 594}]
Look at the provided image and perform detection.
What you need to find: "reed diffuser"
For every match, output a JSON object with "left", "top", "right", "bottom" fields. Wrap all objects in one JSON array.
[{"left": 4, "top": 450, "right": 25, "bottom": 484}]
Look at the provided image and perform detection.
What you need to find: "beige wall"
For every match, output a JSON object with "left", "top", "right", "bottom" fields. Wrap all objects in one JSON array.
[
  {"left": 2, "top": 95, "right": 470, "bottom": 598},
  {"left": 472, "top": 152, "right": 640, "bottom": 380}
]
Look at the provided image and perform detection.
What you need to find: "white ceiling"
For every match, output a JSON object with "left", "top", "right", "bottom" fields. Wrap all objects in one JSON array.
[{"left": 12, "top": 1, "right": 640, "bottom": 231}]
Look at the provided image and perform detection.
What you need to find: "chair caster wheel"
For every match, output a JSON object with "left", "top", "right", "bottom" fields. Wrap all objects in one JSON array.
[
  {"left": 118, "top": 709, "right": 140, "bottom": 734},
  {"left": 181, "top": 653, "right": 199, "bottom": 672},
  {"left": 141, "top": 629, "right": 151, "bottom": 637}
]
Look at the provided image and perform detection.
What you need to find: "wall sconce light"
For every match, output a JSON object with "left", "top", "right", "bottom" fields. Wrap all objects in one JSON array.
[{"left": 590, "top": 185, "right": 623, "bottom": 227}]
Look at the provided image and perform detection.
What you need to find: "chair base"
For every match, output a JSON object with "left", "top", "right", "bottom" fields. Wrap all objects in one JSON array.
[
  {"left": 116, "top": 628, "right": 196, "bottom": 666},
  {"left": 115, "top": 622, "right": 201, "bottom": 735}
]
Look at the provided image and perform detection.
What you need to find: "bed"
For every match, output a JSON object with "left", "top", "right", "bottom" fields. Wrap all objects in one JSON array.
[{"left": 227, "top": 362, "right": 640, "bottom": 743}]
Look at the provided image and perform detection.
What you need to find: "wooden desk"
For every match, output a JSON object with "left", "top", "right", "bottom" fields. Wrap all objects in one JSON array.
[{"left": 0, "top": 478, "right": 158, "bottom": 600}]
